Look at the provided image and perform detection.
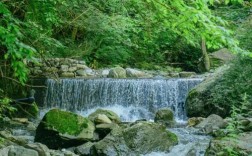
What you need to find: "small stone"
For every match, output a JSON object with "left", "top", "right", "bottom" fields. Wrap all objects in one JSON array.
[
  {"left": 76, "top": 64, "right": 88, "bottom": 69},
  {"left": 61, "top": 65, "right": 69, "bottom": 72},
  {"left": 12, "top": 118, "right": 29, "bottom": 124},
  {"left": 94, "top": 114, "right": 112, "bottom": 124},
  {"left": 179, "top": 72, "right": 196, "bottom": 78},
  {"left": 76, "top": 70, "right": 87, "bottom": 76},
  {"left": 68, "top": 67, "right": 77, "bottom": 72},
  {"left": 60, "top": 72, "right": 75, "bottom": 77}
]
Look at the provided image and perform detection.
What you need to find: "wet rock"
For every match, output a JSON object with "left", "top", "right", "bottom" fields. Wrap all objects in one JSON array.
[
  {"left": 92, "top": 126, "right": 132, "bottom": 156},
  {"left": 74, "top": 142, "right": 94, "bottom": 156},
  {"left": 35, "top": 109, "right": 95, "bottom": 149},
  {"left": 8, "top": 145, "right": 39, "bottom": 156},
  {"left": 154, "top": 108, "right": 175, "bottom": 127},
  {"left": 123, "top": 121, "right": 178, "bottom": 154},
  {"left": 25, "top": 143, "right": 50, "bottom": 156},
  {"left": 206, "top": 132, "right": 252, "bottom": 156},
  {"left": 94, "top": 114, "right": 112, "bottom": 124},
  {"left": 108, "top": 67, "right": 126, "bottom": 78},
  {"left": 0, "top": 130, "right": 28, "bottom": 146},
  {"left": 88, "top": 109, "right": 121, "bottom": 124},
  {"left": 195, "top": 114, "right": 226, "bottom": 134}
]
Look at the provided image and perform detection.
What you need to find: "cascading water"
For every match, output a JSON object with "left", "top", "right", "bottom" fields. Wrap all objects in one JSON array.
[{"left": 43, "top": 78, "right": 202, "bottom": 121}]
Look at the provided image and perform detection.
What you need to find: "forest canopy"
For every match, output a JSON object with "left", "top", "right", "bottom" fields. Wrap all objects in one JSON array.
[{"left": 0, "top": 0, "right": 251, "bottom": 84}]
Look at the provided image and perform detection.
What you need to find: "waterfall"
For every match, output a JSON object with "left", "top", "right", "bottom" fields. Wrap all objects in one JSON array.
[{"left": 43, "top": 78, "right": 202, "bottom": 121}]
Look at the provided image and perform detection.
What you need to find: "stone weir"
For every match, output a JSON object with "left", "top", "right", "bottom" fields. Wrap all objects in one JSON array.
[{"left": 42, "top": 78, "right": 202, "bottom": 120}]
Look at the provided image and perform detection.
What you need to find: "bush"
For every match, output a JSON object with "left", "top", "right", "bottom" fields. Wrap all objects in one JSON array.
[{"left": 206, "top": 56, "right": 252, "bottom": 117}]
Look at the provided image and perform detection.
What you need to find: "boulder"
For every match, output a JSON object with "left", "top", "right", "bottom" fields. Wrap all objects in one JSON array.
[
  {"left": 198, "top": 48, "right": 234, "bottom": 72},
  {"left": 88, "top": 109, "right": 121, "bottom": 123},
  {"left": 92, "top": 121, "right": 178, "bottom": 155},
  {"left": 195, "top": 114, "right": 226, "bottom": 134},
  {"left": 123, "top": 121, "right": 178, "bottom": 154},
  {"left": 185, "top": 65, "right": 230, "bottom": 117},
  {"left": 154, "top": 108, "right": 175, "bottom": 126},
  {"left": 92, "top": 126, "right": 132, "bottom": 156},
  {"left": 108, "top": 67, "right": 126, "bottom": 78},
  {"left": 126, "top": 68, "right": 147, "bottom": 78},
  {"left": 206, "top": 132, "right": 252, "bottom": 156},
  {"left": 208, "top": 48, "right": 235, "bottom": 69},
  {"left": 35, "top": 109, "right": 95, "bottom": 149}
]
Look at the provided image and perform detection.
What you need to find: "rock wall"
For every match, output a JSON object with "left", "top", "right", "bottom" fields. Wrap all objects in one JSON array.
[{"left": 28, "top": 58, "right": 197, "bottom": 79}]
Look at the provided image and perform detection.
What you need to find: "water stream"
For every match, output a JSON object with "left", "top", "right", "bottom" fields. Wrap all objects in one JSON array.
[{"left": 40, "top": 78, "right": 211, "bottom": 155}]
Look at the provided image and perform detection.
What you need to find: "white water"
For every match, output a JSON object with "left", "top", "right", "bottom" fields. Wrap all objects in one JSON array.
[
  {"left": 40, "top": 78, "right": 211, "bottom": 156},
  {"left": 43, "top": 78, "right": 202, "bottom": 121}
]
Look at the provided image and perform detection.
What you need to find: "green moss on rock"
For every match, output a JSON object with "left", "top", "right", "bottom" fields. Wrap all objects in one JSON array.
[
  {"left": 35, "top": 109, "right": 95, "bottom": 149},
  {"left": 45, "top": 109, "right": 89, "bottom": 135}
]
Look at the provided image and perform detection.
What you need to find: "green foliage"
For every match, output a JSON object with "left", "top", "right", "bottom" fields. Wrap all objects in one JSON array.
[
  {"left": 224, "top": 93, "right": 249, "bottom": 136},
  {"left": 205, "top": 56, "right": 252, "bottom": 117},
  {"left": 0, "top": 89, "right": 16, "bottom": 119},
  {"left": 0, "top": 2, "right": 35, "bottom": 84}
]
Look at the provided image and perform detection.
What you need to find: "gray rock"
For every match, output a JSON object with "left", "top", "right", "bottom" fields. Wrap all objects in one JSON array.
[
  {"left": 88, "top": 109, "right": 121, "bottom": 123},
  {"left": 8, "top": 145, "right": 39, "bottom": 156},
  {"left": 101, "top": 69, "right": 110, "bottom": 77},
  {"left": 76, "top": 64, "right": 88, "bottom": 69},
  {"left": 108, "top": 67, "right": 126, "bottom": 78},
  {"left": 126, "top": 68, "right": 147, "bottom": 78},
  {"left": 92, "top": 126, "right": 132, "bottom": 156},
  {"left": 206, "top": 132, "right": 252, "bottom": 156},
  {"left": 25, "top": 143, "right": 50, "bottom": 156},
  {"left": 60, "top": 65, "right": 69, "bottom": 72},
  {"left": 74, "top": 142, "right": 94, "bottom": 156},
  {"left": 123, "top": 121, "right": 178, "bottom": 154},
  {"left": 154, "top": 108, "right": 175, "bottom": 127},
  {"left": 94, "top": 114, "right": 112, "bottom": 124},
  {"left": 195, "top": 114, "right": 226, "bottom": 134},
  {"left": 60, "top": 72, "right": 75, "bottom": 77},
  {"left": 76, "top": 69, "right": 87, "bottom": 76},
  {"left": 185, "top": 65, "right": 230, "bottom": 117},
  {"left": 68, "top": 67, "right": 77, "bottom": 72},
  {"left": 179, "top": 72, "right": 196, "bottom": 78}
]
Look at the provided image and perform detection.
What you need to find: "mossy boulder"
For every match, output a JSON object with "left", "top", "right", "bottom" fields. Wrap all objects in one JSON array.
[
  {"left": 185, "top": 66, "right": 230, "bottom": 117},
  {"left": 35, "top": 109, "right": 95, "bottom": 149},
  {"left": 209, "top": 48, "right": 235, "bottom": 69},
  {"left": 123, "top": 121, "right": 178, "bottom": 154},
  {"left": 108, "top": 67, "right": 126, "bottom": 78},
  {"left": 88, "top": 109, "right": 121, "bottom": 124},
  {"left": 206, "top": 132, "right": 252, "bottom": 156},
  {"left": 92, "top": 121, "right": 178, "bottom": 155},
  {"left": 154, "top": 108, "right": 175, "bottom": 127}
]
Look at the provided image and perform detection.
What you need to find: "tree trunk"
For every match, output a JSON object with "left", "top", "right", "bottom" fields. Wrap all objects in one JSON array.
[
  {"left": 201, "top": 38, "right": 210, "bottom": 72},
  {"left": 71, "top": 27, "right": 78, "bottom": 41}
]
